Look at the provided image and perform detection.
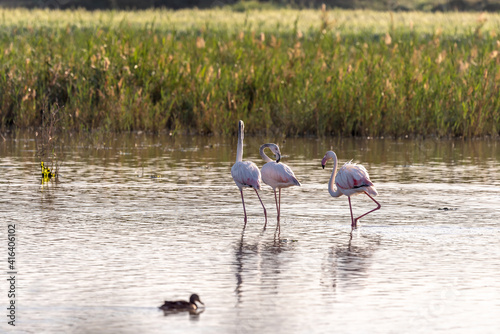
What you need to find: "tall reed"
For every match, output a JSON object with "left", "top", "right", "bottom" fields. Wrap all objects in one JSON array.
[{"left": 1, "top": 8, "right": 499, "bottom": 137}]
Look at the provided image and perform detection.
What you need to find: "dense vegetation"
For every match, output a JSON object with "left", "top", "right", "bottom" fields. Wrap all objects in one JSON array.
[
  {"left": 1, "top": 8, "right": 500, "bottom": 137},
  {"left": 2, "top": 0, "right": 500, "bottom": 11}
]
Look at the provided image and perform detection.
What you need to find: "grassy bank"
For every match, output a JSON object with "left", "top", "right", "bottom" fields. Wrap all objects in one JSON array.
[{"left": 1, "top": 8, "right": 500, "bottom": 137}]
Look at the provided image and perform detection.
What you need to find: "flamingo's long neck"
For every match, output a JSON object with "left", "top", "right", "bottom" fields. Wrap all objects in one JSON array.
[
  {"left": 328, "top": 152, "right": 343, "bottom": 197},
  {"left": 259, "top": 144, "right": 273, "bottom": 163},
  {"left": 236, "top": 121, "right": 244, "bottom": 162}
]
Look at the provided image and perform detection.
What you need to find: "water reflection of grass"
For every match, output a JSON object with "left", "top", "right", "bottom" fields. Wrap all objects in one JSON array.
[{"left": 1, "top": 8, "right": 500, "bottom": 137}]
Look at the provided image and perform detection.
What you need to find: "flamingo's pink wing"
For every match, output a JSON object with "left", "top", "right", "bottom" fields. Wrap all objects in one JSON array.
[
  {"left": 335, "top": 162, "right": 373, "bottom": 190},
  {"left": 231, "top": 161, "right": 262, "bottom": 189},
  {"left": 261, "top": 162, "right": 300, "bottom": 188},
  {"left": 276, "top": 163, "right": 300, "bottom": 185}
]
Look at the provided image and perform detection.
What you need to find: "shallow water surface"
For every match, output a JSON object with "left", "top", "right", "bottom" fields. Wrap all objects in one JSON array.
[{"left": 1, "top": 133, "right": 499, "bottom": 333}]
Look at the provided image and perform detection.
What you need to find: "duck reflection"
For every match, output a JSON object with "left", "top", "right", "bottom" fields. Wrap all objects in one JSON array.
[
  {"left": 234, "top": 224, "right": 295, "bottom": 306},
  {"left": 161, "top": 307, "right": 204, "bottom": 320},
  {"left": 321, "top": 231, "right": 381, "bottom": 292}
]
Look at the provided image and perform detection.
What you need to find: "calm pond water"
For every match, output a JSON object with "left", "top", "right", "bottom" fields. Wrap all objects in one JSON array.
[{"left": 1, "top": 132, "right": 499, "bottom": 334}]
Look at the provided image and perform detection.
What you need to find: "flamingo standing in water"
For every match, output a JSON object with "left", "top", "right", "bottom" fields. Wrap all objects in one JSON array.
[
  {"left": 321, "top": 151, "right": 381, "bottom": 228},
  {"left": 231, "top": 121, "right": 267, "bottom": 226},
  {"left": 260, "top": 143, "right": 301, "bottom": 225}
]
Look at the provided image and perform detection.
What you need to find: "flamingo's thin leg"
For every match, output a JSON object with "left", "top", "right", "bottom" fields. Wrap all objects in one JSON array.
[
  {"left": 240, "top": 189, "right": 247, "bottom": 227},
  {"left": 254, "top": 188, "right": 267, "bottom": 228},
  {"left": 278, "top": 188, "right": 281, "bottom": 223},
  {"left": 274, "top": 189, "right": 279, "bottom": 220},
  {"left": 348, "top": 196, "right": 356, "bottom": 228},
  {"left": 274, "top": 189, "right": 282, "bottom": 224},
  {"left": 275, "top": 192, "right": 281, "bottom": 236},
  {"left": 353, "top": 192, "right": 381, "bottom": 225}
]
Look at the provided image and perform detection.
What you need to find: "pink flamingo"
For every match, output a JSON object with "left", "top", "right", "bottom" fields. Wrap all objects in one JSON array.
[
  {"left": 231, "top": 121, "right": 267, "bottom": 226},
  {"left": 260, "top": 143, "right": 301, "bottom": 225},
  {"left": 321, "top": 151, "right": 381, "bottom": 228}
]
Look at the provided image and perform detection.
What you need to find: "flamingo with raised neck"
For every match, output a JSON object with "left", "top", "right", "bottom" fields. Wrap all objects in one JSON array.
[{"left": 231, "top": 120, "right": 267, "bottom": 227}]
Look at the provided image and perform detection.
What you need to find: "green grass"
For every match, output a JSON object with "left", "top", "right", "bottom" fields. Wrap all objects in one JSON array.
[{"left": 1, "top": 8, "right": 500, "bottom": 137}]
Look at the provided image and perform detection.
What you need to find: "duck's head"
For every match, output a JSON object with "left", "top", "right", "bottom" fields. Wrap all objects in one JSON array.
[{"left": 189, "top": 294, "right": 204, "bottom": 307}]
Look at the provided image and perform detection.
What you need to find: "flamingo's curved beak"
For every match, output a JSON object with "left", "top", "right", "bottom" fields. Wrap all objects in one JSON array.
[
  {"left": 322, "top": 164, "right": 325, "bottom": 169},
  {"left": 276, "top": 153, "right": 281, "bottom": 163}
]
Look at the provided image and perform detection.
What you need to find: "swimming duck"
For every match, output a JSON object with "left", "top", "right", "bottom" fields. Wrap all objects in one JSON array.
[{"left": 159, "top": 294, "right": 204, "bottom": 311}]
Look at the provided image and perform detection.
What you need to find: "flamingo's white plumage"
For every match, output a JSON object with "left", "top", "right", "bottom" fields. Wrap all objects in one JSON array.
[
  {"left": 260, "top": 143, "right": 300, "bottom": 225},
  {"left": 231, "top": 121, "right": 267, "bottom": 226},
  {"left": 321, "top": 150, "right": 380, "bottom": 228}
]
